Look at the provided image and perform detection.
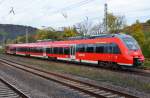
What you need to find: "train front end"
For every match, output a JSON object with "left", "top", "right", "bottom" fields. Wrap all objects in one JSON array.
[{"left": 120, "top": 34, "right": 144, "bottom": 67}]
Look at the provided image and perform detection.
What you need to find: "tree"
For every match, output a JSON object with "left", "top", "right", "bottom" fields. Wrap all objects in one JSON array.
[
  {"left": 129, "top": 20, "right": 145, "bottom": 46},
  {"left": 35, "top": 29, "right": 49, "bottom": 40},
  {"left": 105, "top": 13, "right": 126, "bottom": 33},
  {"left": 63, "top": 27, "right": 77, "bottom": 37},
  {"left": 16, "top": 36, "right": 25, "bottom": 43},
  {"left": 6, "top": 38, "right": 14, "bottom": 44},
  {"left": 35, "top": 28, "right": 64, "bottom": 41},
  {"left": 142, "top": 38, "right": 150, "bottom": 58},
  {"left": 0, "top": 32, "right": 8, "bottom": 46},
  {"left": 75, "top": 23, "right": 84, "bottom": 35},
  {"left": 15, "top": 34, "right": 36, "bottom": 43},
  {"left": 146, "top": 19, "right": 150, "bottom": 24},
  {"left": 76, "top": 17, "right": 92, "bottom": 36},
  {"left": 90, "top": 22, "right": 104, "bottom": 35}
]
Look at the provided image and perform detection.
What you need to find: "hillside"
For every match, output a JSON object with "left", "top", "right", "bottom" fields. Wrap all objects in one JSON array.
[
  {"left": 141, "top": 23, "right": 150, "bottom": 33},
  {"left": 0, "top": 24, "right": 37, "bottom": 42},
  {"left": 141, "top": 23, "right": 150, "bottom": 38},
  {"left": 123, "top": 22, "right": 150, "bottom": 35}
]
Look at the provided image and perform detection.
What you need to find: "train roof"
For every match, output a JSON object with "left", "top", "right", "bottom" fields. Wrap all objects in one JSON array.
[
  {"left": 67, "top": 33, "right": 132, "bottom": 40},
  {"left": 7, "top": 33, "right": 131, "bottom": 48}
]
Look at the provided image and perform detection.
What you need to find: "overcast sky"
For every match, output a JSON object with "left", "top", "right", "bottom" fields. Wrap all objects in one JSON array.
[{"left": 0, "top": 0, "right": 150, "bottom": 28}]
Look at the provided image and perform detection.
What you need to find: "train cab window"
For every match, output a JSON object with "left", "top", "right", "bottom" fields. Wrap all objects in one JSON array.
[
  {"left": 96, "top": 44, "right": 104, "bottom": 53},
  {"left": 86, "top": 44, "right": 95, "bottom": 53},
  {"left": 64, "top": 47, "right": 70, "bottom": 55},
  {"left": 122, "top": 37, "right": 139, "bottom": 50},
  {"left": 77, "top": 44, "right": 85, "bottom": 52}
]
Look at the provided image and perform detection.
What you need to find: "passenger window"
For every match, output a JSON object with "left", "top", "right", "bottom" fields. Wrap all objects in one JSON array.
[
  {"left": 77, "top": 44, "right": 85, "bottom": 52},
  {"left": 39, "top": 48, "right": 43, "bottom": 53},
  {"left": 59, "top": 47, "right": 63, "bottom": 54},
  {"left": 53, "top": 47, "right": 58, "bottom": 54},
  {"left": 112, "top": 44, "right": 121, "bottom": 54},
  {"left": 64, "top": 47, "right": 70, "bottom": 55},
  {"left": 86, "top": 44, "right": 95, "bottom": 53},
  {"left": 105, "top": 44, "right": 113, "bottom": 53},
  {"left": 96, "top": 44, "right": 104, "bottom": 53},
  {"left": 46, "top": 48, "right": 52, "bottom": 54},
  {"left": 36, "top": 48, "right": 42, "bottom": 53}
]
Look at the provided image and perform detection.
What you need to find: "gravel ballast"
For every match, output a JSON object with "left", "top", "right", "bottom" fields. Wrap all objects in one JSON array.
[
  {"left": 0, "top": 54, "right": 150, "bottom": 98},
  {"left": 0, "top": 62, "right": 88, "bottom": 98}
]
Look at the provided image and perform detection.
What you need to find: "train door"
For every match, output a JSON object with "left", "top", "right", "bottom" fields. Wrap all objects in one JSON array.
[
  {"left": 43, "top": 47, "right": 47, "bottom": 58},
  {"left": 105, "top": 44, "right": 114, "bottom": 62},
  {"left": 70, "top": 44, "right": 76, "bottom": 60}
]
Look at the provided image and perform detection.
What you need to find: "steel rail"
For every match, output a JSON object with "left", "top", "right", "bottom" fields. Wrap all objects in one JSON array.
[
  {"left": 0, "top": 77, "right": 29, "bottom": 98},
  {"left": 0, "top": 58, "right": 139, "bottom": 98}
]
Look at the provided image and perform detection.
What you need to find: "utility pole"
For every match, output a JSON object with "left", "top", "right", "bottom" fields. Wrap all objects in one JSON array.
[
  {"left": 104, "top": 3, "right": 108, "bottom": 33},
  {"left": 26, "top": 27, "right": 28, "bottom": 43}
]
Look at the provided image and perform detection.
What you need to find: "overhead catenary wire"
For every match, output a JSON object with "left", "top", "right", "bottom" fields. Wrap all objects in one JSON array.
[
  {"left": 0, "top": 0, "right": 150, "bottom": 27},
  {"left": 50, "top": 0, "right": 95, "bottom": 14},
  {"left": 2, "top": 0, "right": 95, "bottom": 19},
  {"left": 42, "top": 0, "right": 150, "bottom": 26}
]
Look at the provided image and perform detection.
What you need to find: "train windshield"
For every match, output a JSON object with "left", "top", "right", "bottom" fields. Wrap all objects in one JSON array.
[{"left": 122, "top": 37, "right": 140, "bottom": 50}]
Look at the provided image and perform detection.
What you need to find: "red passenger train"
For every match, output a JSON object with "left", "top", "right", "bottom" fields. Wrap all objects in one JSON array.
[{"left": 5, "top": 33, "right": 144, "bottom": 68}]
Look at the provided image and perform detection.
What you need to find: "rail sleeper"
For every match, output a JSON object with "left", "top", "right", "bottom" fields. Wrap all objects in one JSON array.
[
  {"left": 0, "top": 58, "right": 139, "bottom": 98},
  {"left": 0, "top": 80, "right": 20, "bottom": 98}
]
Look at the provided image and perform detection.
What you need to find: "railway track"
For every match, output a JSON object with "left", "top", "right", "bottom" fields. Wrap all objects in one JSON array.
[
  {"left": 0, "top": 58, "right": 139, "bottom": 98},
  {"left": 0, "top": 77, "right": 29, "bottom": 98},
  {"left": 129, "top": 67, "right": 150, "bottom": 77},
  {"left": 3, "top": 54, "right": 150, "bottom": 77}
]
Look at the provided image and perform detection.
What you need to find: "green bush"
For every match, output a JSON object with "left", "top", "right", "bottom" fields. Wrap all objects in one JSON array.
[
  {"left": 142, "top": 33, "right": 150, "bottom": 58},
  {"left": 0, "top": 49, "right": 4, "bottom": 53}
]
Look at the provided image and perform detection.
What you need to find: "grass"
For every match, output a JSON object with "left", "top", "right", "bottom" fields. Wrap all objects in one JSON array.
[
  {"left": 0, "top": 49, "right": 4, "bottom": 53},
  {"left": 144, "top": 59, "right": 150, "bottom": 68},
  {"left": 1, "top": 54, "right": 150, "bottom": 94}
]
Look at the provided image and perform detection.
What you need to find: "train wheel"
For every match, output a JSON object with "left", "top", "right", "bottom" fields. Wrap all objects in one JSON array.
[
  {"left": 80, "top": 59, "right": 82, "bottom": 63},
  {"left": 98, "top": 61, "right": 105, "bottom": 67},
  {"left": 111, "top": 63, "right": 120, "bottom": 70},
  {"left": 102, "top": 62, "right": 110, "bottom": 68}
]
